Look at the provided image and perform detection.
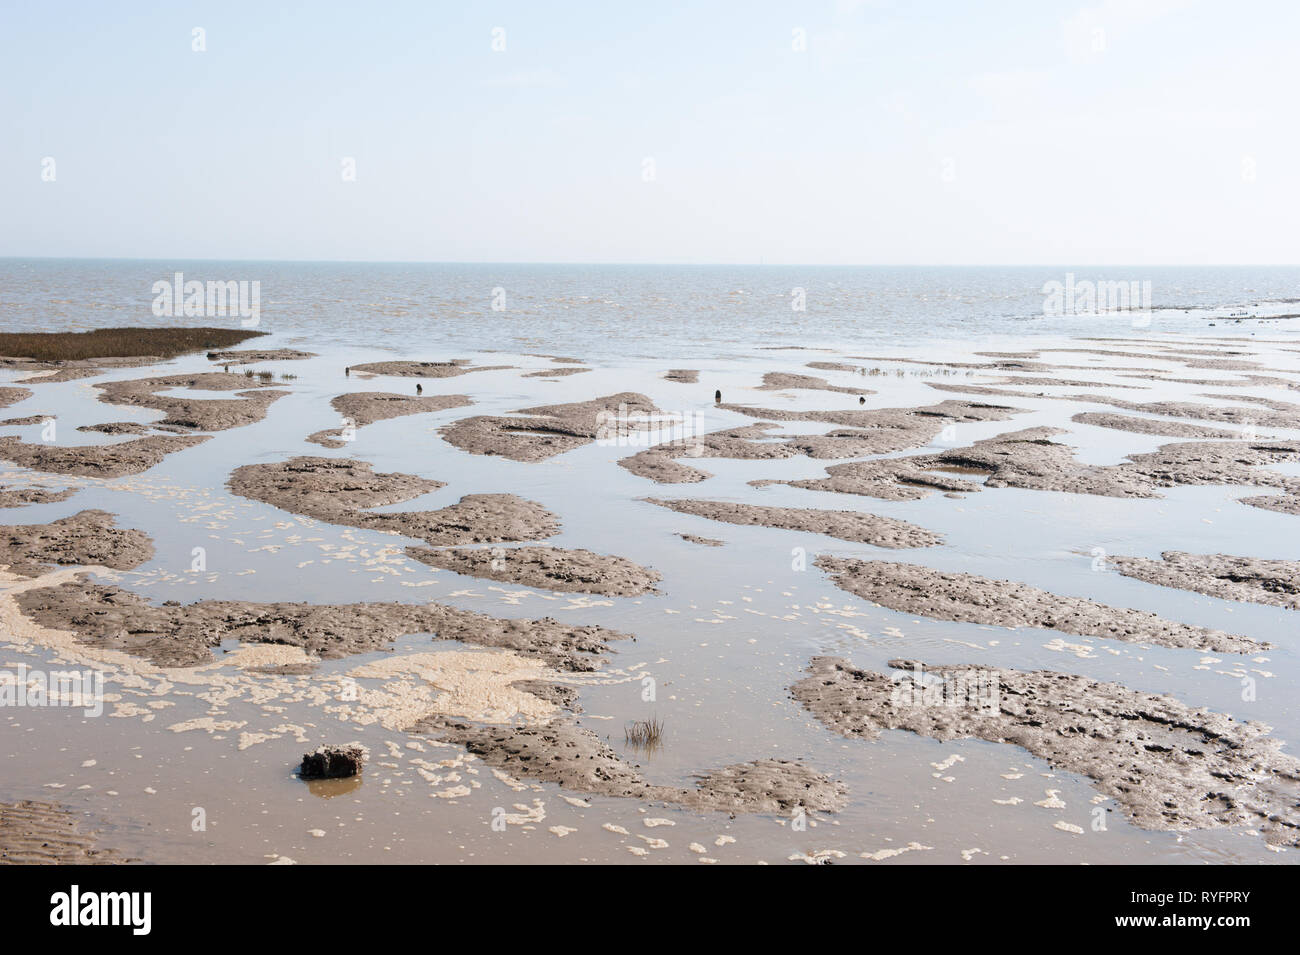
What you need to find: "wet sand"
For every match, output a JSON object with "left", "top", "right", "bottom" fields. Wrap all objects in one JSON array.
[
  {"left": 815, "top": 557, "right": 1265, "bottom": 652},
  {"left": 0, "top": 800, "right": 128, "bottom": 864},
  {"left": 1, "top": 331, "right": 1298, "bottom": 865},
  {"left": 306, "top": 392, "right": 472, "bottom": 448},
  {"left": 793, "top": 656, "right": 1300, "bottom": 846}
]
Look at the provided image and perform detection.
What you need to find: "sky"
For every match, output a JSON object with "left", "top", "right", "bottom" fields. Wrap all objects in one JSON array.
[{"left": 1, "top": 0, "right": 1296, "bottom": 265}]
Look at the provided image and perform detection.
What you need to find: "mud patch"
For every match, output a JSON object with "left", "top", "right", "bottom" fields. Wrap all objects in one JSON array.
[
  {"left": 15, "top": 578, "right": 628, "bottom": 670},
  {"left": 0, "top": 484, "right": 77, "bottom": 508},
  {"left": 792, "top": 656, "right": 1300, "bottom": 846},
  {"left": 717, "top": 399, "right": 1023, "bottom": 455},
  {"left": 206, "top": 348, "right": 316, "bottom": 364},
  {"left": 349, "top": 359, "right": 512, "bottom": 378},
  {"left": 619, "top": 450, "right": 712, "bottom": 484},
  {"left": 0, "top": 387, "right": 32, "bottom": 408},
  {"left": 678, "top": 533, "right": 723, "bottom": 547},
  {"left": 76, "top": 421, "right": 154, "bottom": 436},
  {"left": 405, "top": 545, "right": 662, "bottom": 596},
  {"left": 524, "top": 367, "right": 590, "bottom": 378},
  {"left": 0, "top": 433, "right": 210, "bottom": 477},
  {"left": 1070, "top": 412, "right": 1239, "bottom": 438},
  {"left": 785, "top": 428, "right": 1300, "bottom": 506},
  {"left": 0, "top": 510, "right": 153, "bottom": 576},
  {"left": 95, "top": 372, "right": 287, "bottom": 432},
  {"left": 415, "top": 717, "right": 845, "bottom": 815},
  {"left": 228, "top": 456, "right": 558, "bottom": 545},
  {"left": 765, "top": 457, "right": 981, "bottom": 500},
  {"left": 815, "top": 557, "right": 1264, "bottom": 652},
  {"left": 306, "top": 392, "right": 472, "bottom": 448},
  {"left": 1108, "top": 551, "right": 1300, "bottom": 610},
  {"left": 646, "top": 498, "right": 942, "bottom": 548},
  {"left": 442, "top": 392, "right": 662, "bottom": 462},
  {"left": 1083, "top": 396, "right": 1300, "bottom": 430},
  {"left": 758, "top": 371, "right": 872, "bottom": 396},
  {"left": 0, "top": 800, "right": 130, "bottom": 864}
]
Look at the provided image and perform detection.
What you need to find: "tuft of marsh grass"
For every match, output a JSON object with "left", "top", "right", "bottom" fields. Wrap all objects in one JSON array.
[
  {"left": 625, "top": 717, "right": 664, "bottom": 749},
  {"left": 0, "top": 327, "right": 266, "bottom": 362}
]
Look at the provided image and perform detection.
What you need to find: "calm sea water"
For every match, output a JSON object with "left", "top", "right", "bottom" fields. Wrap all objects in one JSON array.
[{"left": 1, "top": 260, "right": 1297, "bottom": 357}]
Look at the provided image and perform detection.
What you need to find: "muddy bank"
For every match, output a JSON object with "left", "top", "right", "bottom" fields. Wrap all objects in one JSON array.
[
  {"left": 782, "top": 427, "right": 1300, "bottom": 506},
  {"left": 206, "top": 348, "right": 316, "bottom": 364},
  {"left": 1239, "top": 492, "right": 1300, "bottom": 514},
  {"left": 348, "top": 359, "right": 512, "bottom": 378},
  {"left": 228, "top": 456, "right": 559, "bottom": 545},
  {"left": 678, "top": 533, "right": 723, "bottom": 546},
  {"left": 619, "top": 450, "right": 713, "bottom": 484},
  {"left": 7, "top": 365, "right": 110, "bottom": 384},
  {"left": 0, "top": 327, "right": 265, "bottom": 363},
  {"left": 716, "top": 399, "right": 1023, "bottom": 455},
  {"left": 16, "top": 579, "right": 628, "bottom": 670},
  {"left": 848, "top": 354, "right": 1064, "bottom": 372},
  {"left": 646, "top": 498, "right": 943, "bottom": 548},
  {"left": 0, "top": 387, "right": 32, "bottom": 409},
  {"left": 792, "top": 656, "right": 1300, "bottom": 846},
  {"left": 663, "top": 369, "right": 699, "bottom": 383},
  {"left": 0, "top": 510, "right": 153, "bottom": 576},
  {"left": 415, "top": 717, "right": 845, "bottom": 815},
  {"left": 1082, "top": 396, "right": 1300, "bottom": 430},
  {"left": 523, "top": 367, "right": 590, "bottom": 378},
  {"left": 617, "top": 422, "right": 796, "bottom": 484},
  {"left": 924, "top": 382, "right": 1038, "bottom": 399},
  {"left": 0, "top": 484, "right": 76, "bottom": 508},
  {"left": 618, "top": 411, "right": 989, "bottom": 486},
  {"left": 767, "top": 457, "right": 981, "bottom": 501},
  {"left": 95, "top": 372, "right": 287, "bottom": 432},
  {"left": 405, "top": 545, "right": 662, "bottom": 596},
  {"left": 815, "top": 557, "right": 1264, "bottom": 652},
  {"left": 1069, "top": 412, "right": 1239, "bottom": 438},
  {"left": 0, "top": 433, "right": 210, "bottom": 478},
  {"left": 805, "top": 360, "right": 861, "bottom": 373},
  {"left": 758, "top": 371, "right": 872, "bottom": 396},
  {"left": 0, "top": 800, "right": 129, "bottom": 864},
  {"left": 1108, "top": 551, "right": 1300, "bottom": 610},
  {"left": 76, "top": 421, "right": 154, "bottom": 436},
  {"left": 442, "top": 392, "right": 662, "bottom": 462},
  {"left": 1119, "top": 372, "right": 1300, "bottom": 391},
  {"left": 306, "top": 392, "right": 472, "bottom": 448}
]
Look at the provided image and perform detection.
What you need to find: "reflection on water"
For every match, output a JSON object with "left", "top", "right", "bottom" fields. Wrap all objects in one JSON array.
[{"left": 304, "top": 777, "right": 363, "bottom": 800}]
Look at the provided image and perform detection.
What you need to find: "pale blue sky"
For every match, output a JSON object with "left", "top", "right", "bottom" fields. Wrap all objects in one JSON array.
[{"left": 2, "top": 1, "right": 1296, "bottom": 264}]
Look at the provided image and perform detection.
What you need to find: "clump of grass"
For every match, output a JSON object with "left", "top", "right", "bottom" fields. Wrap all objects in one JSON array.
[
  {"left": 280, "top": 372, "right": 297, "bottom": 381},
  {"left": 243, "top": 368, "right": 256, "bottom": 378},
  {"left": 256, "top": 370, "right": 274, "bottom": 382},
  {"left": 625, "top": 717, "right": 664, "bottom": 749},
  {"left": 0, "top": 327, "right": 266, "bottom": 362}
]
